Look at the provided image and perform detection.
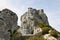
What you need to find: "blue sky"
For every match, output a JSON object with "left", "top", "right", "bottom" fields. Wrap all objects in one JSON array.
[{"left": 0, "top": 0, "right": 60, "bottom": 32}]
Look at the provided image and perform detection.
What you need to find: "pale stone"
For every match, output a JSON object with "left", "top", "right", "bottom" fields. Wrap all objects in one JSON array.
[
  {"left": 34, "top": 27, "right": 42, "bottom": 34},
  {"left": 44, "top": 34, "right": 57, "bottom": 40},
  {"left": 20, "top": 8, "right": 49, "bottom": 36}
]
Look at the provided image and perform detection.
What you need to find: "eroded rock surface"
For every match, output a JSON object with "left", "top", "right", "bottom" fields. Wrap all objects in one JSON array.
[
  {"left": 20, "top": 8, "right": 49, "bottom": 35},
  {"left": 0, "top": 9, "right": 18, "bottom": 40}
]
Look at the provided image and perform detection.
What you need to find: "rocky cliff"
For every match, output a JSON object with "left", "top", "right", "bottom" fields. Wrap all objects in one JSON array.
[
  {"left": 0, "top": 8, "right": 60, "bottom": 40},
  {"left": 17, "top": 8, "right": 60, "bottom": 40},
  {"left": 0, "top": 9, "right": 18, "bottom": 40},
  {"left": 20, "top": 8, "right": 49, "bottom": 36}
]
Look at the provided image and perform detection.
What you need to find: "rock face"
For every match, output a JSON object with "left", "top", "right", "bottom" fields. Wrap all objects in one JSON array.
[
  {"left": 20, "top": 8, "right": 49, "bottom": 36},
  {"left": 0, "top": 9, "right": 18, "bottom": 40}
]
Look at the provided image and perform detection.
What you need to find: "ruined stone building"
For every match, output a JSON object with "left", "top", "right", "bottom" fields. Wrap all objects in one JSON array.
[{"left": 20, "top": 8, "right": 49, "bottom": 36}]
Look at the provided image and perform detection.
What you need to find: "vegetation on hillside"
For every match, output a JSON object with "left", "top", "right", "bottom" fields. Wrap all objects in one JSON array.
[
  {"left": 8, "top": 26, "right": 22, "bottom": 40},
  {"left": 26, "top": 34, "right": 46, "bottom": 40},
  {"left": 49, "top": 30, "right": 58, "bottom": 37},
  {"left": 9, "top": 20, "right": 60, "bottom": 40},
  {"left": 25, "top": 20, "right": 59, "bottom": 40}
]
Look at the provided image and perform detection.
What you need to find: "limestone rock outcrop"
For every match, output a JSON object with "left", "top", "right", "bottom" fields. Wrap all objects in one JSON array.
[
  {"left": 0, "top": 9, "right": 18, "bottom": 40},
  {"left": 16, "top": 8, "right": 60, "bottom": 40},
  {"left": 20, "top": 8, "right": 49, "bottom": 36}
]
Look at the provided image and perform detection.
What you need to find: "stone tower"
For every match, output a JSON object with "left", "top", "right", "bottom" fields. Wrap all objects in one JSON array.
[{"left": 20, "top": 8, "right": 49, "bottom": 36}]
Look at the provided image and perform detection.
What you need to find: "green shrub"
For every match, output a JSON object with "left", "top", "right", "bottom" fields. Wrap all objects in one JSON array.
[
  {"left": 26, "top": 35, "right": 46, "bottom": 40},
  {"left": 49, "top": 30, "right": 58, "bottom": 37},
  {"left": 36, "top": 20, "right": 52, "bottom": 29},
  {"left": 42, "top": 27, "right": 50, "bottom": 34},
  {"left": 9, "top": 26, "right": 22, "bottom": 40}
]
